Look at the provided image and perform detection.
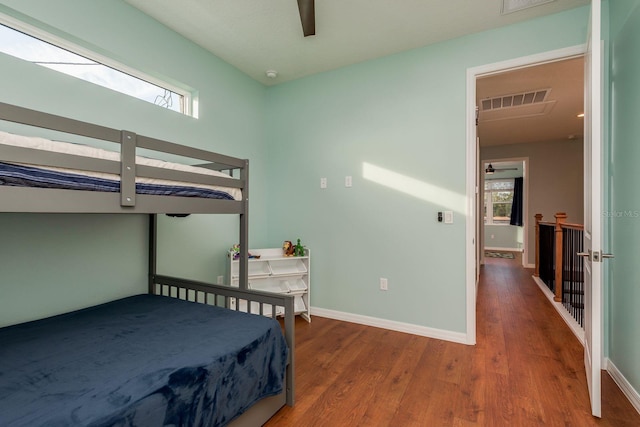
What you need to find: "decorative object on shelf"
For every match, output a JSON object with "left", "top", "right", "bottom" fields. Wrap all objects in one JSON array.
[
  {"left": 283, "top": 240, "right": 295, "bottom": 257},
  {"left": 230, "top": 243, "right": 241, "bottom": 260},
  {"left": 229, "top": 243, "right": 261, "bottom": 260},
  {"left": 294, "top": 238, "right": 305, "bottom": 257}
]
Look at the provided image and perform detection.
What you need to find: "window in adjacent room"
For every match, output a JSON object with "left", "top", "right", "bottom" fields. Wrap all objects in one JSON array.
[
  {"left": 0, "top": 22, "right": 194, "bottom": 116},
  {"left": 484, "top": 179, "right": 515, "bottom": 224}
]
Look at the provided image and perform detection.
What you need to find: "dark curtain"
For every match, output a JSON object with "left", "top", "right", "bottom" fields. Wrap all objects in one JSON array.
[{"left": 510, "top": 177, "right": 524, "bottom": 226}]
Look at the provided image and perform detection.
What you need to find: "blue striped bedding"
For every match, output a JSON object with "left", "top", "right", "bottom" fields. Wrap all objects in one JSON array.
[
  {"left": 0, "top": 162, "right": 237, "bottom": 200},
  {"left": 0, "top": 295, "right": 288, "bottom": 426}
]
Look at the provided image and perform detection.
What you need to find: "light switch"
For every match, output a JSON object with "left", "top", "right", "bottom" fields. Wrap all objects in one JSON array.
[
  {"left": 320, "top": 177, "right": 327, "bottom": 189},
  {"left": 345, "top": 176, "right": 352, "bottom": 188},
  {"left": 444, "top": 211, "right": 453, "bottom": 224}
]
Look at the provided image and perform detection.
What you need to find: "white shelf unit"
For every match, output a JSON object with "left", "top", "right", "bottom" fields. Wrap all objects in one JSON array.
[{"left": 227, "top": 247, "right": 311, "bottom": 322}]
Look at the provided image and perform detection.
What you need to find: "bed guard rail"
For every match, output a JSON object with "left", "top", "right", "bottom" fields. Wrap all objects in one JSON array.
[
  {"left": 0, "top": 102, "right": 246, "bottom": 210},
  {"left": 151, "top": 274, "right": 296, "bottom": 406}
]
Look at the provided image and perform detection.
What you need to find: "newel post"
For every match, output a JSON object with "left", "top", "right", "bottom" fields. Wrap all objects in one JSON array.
[
  {"left": 554, "top": 212, "right": 567, "bottom": 302},
  {"left": 534, "top": 214, "right": 543, "bottom": 277}
]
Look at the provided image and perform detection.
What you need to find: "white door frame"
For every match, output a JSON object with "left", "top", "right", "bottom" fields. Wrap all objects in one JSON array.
[{"left": 465, "top": 45, "right": 586, "bottom": 345}]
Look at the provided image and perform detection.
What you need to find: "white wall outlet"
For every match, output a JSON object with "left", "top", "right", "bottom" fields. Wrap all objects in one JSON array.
[
  {"left": 320, "top": 177, "right": 327, "bottom": 189},
  {"left": 217, "top": 275, "right": 224, "bottom": 285},
  {"left": 345, "top": 176, "right": 352, "bottom": 187},
  {"left": 380, "top": 277, "right": 388, "bottom": 291},
  {"left": 444, "top": 211, "right": 453, "bottom": 224}
]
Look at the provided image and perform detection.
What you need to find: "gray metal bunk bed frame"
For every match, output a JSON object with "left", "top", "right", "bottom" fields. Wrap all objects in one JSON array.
[{"left": 0, "top": 101, "right": 295, "bottom": 426}]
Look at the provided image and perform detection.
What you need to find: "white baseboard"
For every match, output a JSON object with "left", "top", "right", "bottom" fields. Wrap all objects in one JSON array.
[
  {"left": 310, "top": 306, "right": 470, "bottom": 345},
  {"left": 531, "top": 275, "right": 585, "bottom": 345},
  {"left": 484, "top": 246, "right": 523, "bottom": 252},
  {"left": 606, "top": 358, "right": 640, "bottom": 415}
]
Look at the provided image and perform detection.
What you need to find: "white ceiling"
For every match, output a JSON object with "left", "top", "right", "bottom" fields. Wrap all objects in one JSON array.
[
  {"left": 124, "top": 0, "right": 589, "bottom": 85},
  {"left": 124, "top": 0, "right": 587, "bottom": 147},
  {"left": 477, "top": 56, "right": 585, "bottom": 146}
]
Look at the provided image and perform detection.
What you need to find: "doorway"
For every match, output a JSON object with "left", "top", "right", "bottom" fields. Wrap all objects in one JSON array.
[
  {"left": 464, "top": 44, "right": 586, "bottom": 344},
  {"left": 481, "top": 158, "right": 528, "bottom": 267}
]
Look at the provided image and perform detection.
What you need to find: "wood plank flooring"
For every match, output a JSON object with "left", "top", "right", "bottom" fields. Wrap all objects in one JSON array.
[{"left": 266, "top": 253, "right": 640, "bottom": 426}]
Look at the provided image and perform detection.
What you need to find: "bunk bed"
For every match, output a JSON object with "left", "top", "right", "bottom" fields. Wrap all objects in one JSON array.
[{"left": 0, "top": 101, "right": 295, "bottom": 427}]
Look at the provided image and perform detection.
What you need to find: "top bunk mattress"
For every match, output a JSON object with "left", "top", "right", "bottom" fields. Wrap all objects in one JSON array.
[
  {"left": 0, "top": 294, "right": 287, "bottom": 427},
  {"left": 0, "top": 130, "right": 242, "bottom": 201}
]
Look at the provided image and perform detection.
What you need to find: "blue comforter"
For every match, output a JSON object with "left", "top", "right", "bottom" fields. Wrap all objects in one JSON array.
[{"left": 0, "top": 295, "right": 288, "bottom": 426}]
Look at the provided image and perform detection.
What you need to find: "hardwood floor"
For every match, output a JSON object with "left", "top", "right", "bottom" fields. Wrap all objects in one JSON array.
[{"left": 265, "top": 253, "right": 640, "bottom": 426}]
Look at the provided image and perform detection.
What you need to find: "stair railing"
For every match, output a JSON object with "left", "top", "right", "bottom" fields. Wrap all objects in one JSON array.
[{"left": 535, "top": 212, "right": 585, "bottom": 327}]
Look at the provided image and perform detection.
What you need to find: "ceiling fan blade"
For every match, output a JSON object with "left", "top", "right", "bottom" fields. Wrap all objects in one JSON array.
[{"left": 297, "top": 0, "right": 315, "bottom": 37}]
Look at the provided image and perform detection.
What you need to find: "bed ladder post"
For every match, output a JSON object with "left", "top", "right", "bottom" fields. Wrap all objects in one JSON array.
[
  {"left": 148, "top": 214, "right": 157, "bottom": 295},
  {"left": 239, "top": 159, "right": 249, "bottom": 291}
]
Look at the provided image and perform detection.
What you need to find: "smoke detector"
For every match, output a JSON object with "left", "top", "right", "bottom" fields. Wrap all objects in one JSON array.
[{"left": 265, "top": 70, "right": 278, "bottom": 79}]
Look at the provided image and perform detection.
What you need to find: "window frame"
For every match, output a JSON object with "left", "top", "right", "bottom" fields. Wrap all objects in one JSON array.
[
  {"left": 0, "top": 14, "right": 196, "bottom": 117},
  {"left": 484, "top": 178, "right": 515, "bottom": 225}
]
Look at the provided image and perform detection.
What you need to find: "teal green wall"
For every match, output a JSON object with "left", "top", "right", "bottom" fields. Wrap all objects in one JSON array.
[
  {"left": 265, "top": 7, "right": 590, "bottom": 333},
  {"left": 0, "top": 0, "right": 268, "bottom": 326},
  {"left": 0, "top": 214, "right": 148, "bottom": 326},
  {"left": 607, "top": 0, "right": 640, "bottom": 397}
]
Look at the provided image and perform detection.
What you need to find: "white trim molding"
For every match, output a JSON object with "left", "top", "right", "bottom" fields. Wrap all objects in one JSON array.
[
  {"left": 311, "top": 306, "right": 469, "bottom": 345},
  {"left": 606, "top": 358, "right": 640, "bottom": 415}
]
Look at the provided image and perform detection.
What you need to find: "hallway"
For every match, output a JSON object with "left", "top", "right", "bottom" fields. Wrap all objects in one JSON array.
[
  {"left": 477, "top": 253, "right": 638, "bottom": 425},
  {"left": 265, "top": 253, "right": 640, "bottom": 425}
]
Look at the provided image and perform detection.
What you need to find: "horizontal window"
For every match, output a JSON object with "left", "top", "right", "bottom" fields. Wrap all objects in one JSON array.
[{"left": 0, "top": 20, "right": 193, "bottom": 116}]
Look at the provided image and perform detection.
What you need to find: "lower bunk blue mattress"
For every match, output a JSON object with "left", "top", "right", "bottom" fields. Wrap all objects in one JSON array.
[{"left": 0, "top": 294, "right": 288, "bottom": 426}]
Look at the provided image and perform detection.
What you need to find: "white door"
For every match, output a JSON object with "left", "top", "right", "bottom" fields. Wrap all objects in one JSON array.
[
  {"left": 582, "top": 0, "right": 603, "bottom": 418},
  {"left": 476, "top": 136, "right": 481, "bottom": 279}
]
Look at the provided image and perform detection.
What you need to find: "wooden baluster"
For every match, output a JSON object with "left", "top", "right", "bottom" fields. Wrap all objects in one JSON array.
[
  {"left": 534, "top": 214, "right": 543, "bottom": 277},
  {"left": 554, "top": 212, "right": 567, "bottom": 302}
]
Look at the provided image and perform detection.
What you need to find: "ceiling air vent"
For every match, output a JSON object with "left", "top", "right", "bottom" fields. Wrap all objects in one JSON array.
[
  {"left": 480, "top": 88, "right": 550, "bottom": 111},
  {"left": 478, "top": 88, "right": 555, "bottom": 123}
]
